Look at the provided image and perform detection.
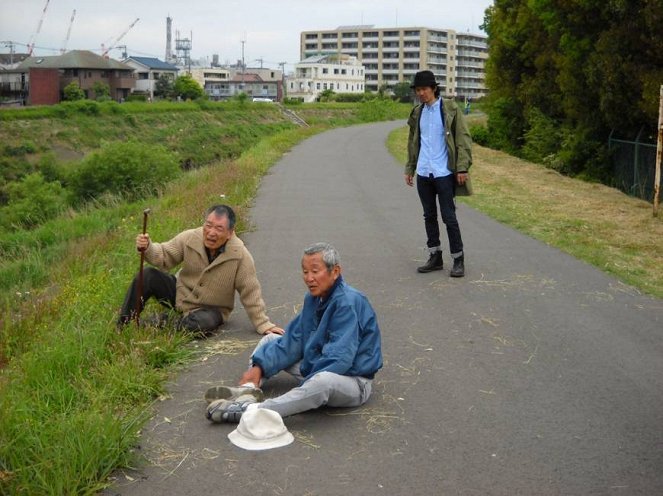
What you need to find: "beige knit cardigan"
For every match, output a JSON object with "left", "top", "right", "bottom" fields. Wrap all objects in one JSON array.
[{"left": 144, "top": 228, "right": 274, "bottom": 334}]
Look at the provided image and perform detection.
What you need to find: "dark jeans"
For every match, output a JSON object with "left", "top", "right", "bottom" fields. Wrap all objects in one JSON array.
[
  {"left": 416, "top": 173, "right": 464, "bottom": 256},
  {"left": 118, "top": 267, "right": 223, "bottom": 332}
]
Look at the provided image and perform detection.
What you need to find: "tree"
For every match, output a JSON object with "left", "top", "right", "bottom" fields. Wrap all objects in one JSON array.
[
  {"left": 317, "top": 89, "right": 335, "bottom": 102},
  {"left": 62, "top": 82, "right": 84, "bottom": 101},
  {"left": 154, "top": 74, "right": 175, "bottom": 99},
  {"left": 92, "top": 81, "right": 110, "bottom": 101},
  {"left": 482, "top": 0, "right": 663, "bottom": 180},
  {"left": 391, "top": 82, "right": 413, "bottom": 103},
  {"left": 173, "top": 74, "right": 205, "bottom": 100}
]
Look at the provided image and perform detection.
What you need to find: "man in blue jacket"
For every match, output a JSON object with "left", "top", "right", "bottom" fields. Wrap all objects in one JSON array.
[{"left": 206, "top": 242, "right": 383, "bottom": 423}]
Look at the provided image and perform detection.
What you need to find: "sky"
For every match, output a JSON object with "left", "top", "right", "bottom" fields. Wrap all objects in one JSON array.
[{"left": 1, "top": 0, "right": 493, "bottom": 70}]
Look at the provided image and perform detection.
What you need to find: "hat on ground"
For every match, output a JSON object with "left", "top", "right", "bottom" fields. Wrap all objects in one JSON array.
[
  {"left": 410, "top": 70, "right": 438, "bottom": 88},
  {"left": 227, "top": 408, "right": 294, "bottom": 451}
]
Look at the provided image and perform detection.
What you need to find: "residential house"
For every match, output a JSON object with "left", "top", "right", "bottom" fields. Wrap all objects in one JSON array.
[
  {"left": 123, "top": 56, "right": 178, "bottom": 100},
  {"left": 0, "top": 52, "right": 30, "bottom": 104},
  {"left": 11, "top": 50, "right": 135, "bottom": 105}
]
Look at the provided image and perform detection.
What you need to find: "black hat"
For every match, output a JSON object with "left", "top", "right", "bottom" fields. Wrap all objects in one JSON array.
[{"left": 410, "top": 70, "right": 438, "bottom": 89}]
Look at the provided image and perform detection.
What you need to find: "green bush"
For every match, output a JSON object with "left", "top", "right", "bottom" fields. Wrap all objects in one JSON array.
[
  {"left": 521, "top": 107, "right": 561, "bottom": 164},
  {"left": 0, "top": 173, "right": 68, "bottom": 230},
  {"left": 332, "top": 93, "right": 365, "bottom": 103},
  {"left": 68, "top": 141, "right": 180, "bottom": 202},
  {"left": 4, "top": 141, "right": 37, "bottom": 156},
  {"left": 470, "top": 124, "right": 490, "bottom": 146},
  {"left": 126, "top": 94, "right": 147, "bottom": 102},
  {"left": 63, "top": 82, "right": 85, "bottom": 101}
]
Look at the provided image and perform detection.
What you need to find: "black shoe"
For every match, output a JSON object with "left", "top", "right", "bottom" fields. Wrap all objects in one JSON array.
[
  {"left": 450, "top": 256, "right": 465, "bottom": 278},
  {"left": 417, "top": 251, "right": 444, "bottom": 273}
]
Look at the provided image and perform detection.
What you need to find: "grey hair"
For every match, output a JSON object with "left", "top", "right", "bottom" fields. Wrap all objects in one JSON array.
[{"left": 303, "top": 242, "right": 340, "bottom": 271}]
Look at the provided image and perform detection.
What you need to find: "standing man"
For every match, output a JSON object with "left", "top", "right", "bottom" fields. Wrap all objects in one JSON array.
[
  {"left": 405, "top": 70, "right": 473, "bottom": 277},
  {"left": 117, "top": 204, "right": 283, "bottom": 335},
  {"left": 205, "top": 242, "right": 382, "bottom": 423}
]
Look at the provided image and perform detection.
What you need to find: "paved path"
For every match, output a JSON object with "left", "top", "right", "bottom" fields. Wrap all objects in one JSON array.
[{"left": 106, "top": 121, "right": 663, "bottom": 496}]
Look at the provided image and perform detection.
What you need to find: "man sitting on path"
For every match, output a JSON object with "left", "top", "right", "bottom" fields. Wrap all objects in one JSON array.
[
  {"left": 205, "top": 242, "right": 383, "bottom": 423},
  {"left": 117, "top": 204, "right": 283, "bottom": 336}
]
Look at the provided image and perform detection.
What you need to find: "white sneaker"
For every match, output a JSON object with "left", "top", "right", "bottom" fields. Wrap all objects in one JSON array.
[{"left": 204, "top": 385, "right": 263, "bottom": 404}]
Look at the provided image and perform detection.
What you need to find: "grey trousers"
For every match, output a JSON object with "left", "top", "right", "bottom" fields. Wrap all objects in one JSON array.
[{"left": 250, "top": 333, "right": 373, "bottom": 418}]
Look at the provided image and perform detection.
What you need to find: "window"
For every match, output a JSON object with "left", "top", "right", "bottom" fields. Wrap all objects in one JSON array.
[{"left": 322, "top": 68, "right": 328, "bottom": 74}]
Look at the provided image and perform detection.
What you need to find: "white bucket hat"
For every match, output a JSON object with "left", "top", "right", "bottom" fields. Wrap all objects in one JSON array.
[{"left": 227, "top": 408, "right": 294, "bottom": 451}]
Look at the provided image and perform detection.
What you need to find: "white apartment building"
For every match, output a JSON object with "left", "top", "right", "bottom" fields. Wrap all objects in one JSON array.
[
  {"left": 300, "top": 25, "right": 488, "bottom": 99},
  {"left": 287, "top": 54, "right": 365, "bottom": 102}
]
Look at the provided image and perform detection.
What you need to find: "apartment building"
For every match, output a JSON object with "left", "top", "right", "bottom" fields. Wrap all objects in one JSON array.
[
  {"left": 300, "top": 25, "right": 488, "bottom": 99},
  {"left": 287, "top": 54, "right": 365, "bottom": 102},
  {"left": 189, "top": 67, "right": 231, "bottom": 101},
  {"left": 188, "top": 67, "right": 283, "bottom": 101}
]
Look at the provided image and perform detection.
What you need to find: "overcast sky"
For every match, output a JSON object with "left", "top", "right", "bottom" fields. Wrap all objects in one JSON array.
[{"left": 1, "top": 0, "right": 493, "bottom": 69}]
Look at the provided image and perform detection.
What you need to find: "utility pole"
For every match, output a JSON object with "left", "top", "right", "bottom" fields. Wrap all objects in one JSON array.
[
  {"left": 654, "top": 85, "right": 662, "bottom": 217},
  {"left": 279, "top": 61, "right": 286, "bottom": 101},
  {"left": 240, "top": 37, "right": 246, "bottom": 88},
  {"left": 1, "top": 41, "right": 15, "bottom": 64}
]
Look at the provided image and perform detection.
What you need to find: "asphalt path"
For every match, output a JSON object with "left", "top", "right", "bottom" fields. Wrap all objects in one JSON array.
[{"left": 105, "top": 121, "right": 663, "bottom": 496}]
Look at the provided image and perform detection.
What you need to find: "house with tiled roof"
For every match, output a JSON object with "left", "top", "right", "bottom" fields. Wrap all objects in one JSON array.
[
  {"left": 123, "top": 56, "right": 179, "bottom": 100},
  {"left": 10, "top": 50, "right": 135, "bottom": 105}
]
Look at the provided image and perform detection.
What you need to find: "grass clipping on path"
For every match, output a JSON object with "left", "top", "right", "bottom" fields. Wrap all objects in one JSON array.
[{"left": 387, "top": 126, "right": 663, "bottom": 299}]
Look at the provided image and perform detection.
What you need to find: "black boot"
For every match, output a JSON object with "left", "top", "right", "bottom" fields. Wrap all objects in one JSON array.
[
  {"left": 417, "top": 251, "right": 444, "bottom": 273},
  {"left": 450, "top": 255, "right": 465, "bottom": 277}
]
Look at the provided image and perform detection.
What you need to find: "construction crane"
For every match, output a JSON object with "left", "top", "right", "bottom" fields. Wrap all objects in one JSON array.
[
  {"left": 27, "top": 0, "right": 51, "bottom": 56},
  {"left": 60, "top": 9, "right": 76, "bottom": 54},
  {"left": 101, "top": 18, "right": 139, "bottom": 58}
]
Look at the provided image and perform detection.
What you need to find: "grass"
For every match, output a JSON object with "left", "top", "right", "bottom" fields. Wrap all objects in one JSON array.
[
  {"left": 0, "top": 101, "right": 405, "bottom": 495},
  {"left": 387, "top": 122, "right": 663, "bottom": 299}
]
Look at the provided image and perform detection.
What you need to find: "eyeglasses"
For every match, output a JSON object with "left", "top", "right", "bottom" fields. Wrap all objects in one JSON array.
[{"left": 203, "top": 222, "right": 228, "bottom": 234}]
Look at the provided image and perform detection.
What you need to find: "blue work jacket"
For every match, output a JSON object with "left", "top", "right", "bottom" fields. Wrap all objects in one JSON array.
[{"left": 252, "top": 277, "right": 383, "bottom": 381}]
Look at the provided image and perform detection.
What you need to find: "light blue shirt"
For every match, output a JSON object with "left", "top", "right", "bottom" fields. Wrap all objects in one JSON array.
[{"left": 416, "top": 98, "right": 451, "bottom": 178}]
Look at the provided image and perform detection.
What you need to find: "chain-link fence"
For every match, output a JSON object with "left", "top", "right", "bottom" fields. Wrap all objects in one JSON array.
[{"left": 609, "top": 128, "right": 660, "bottom": 201}]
